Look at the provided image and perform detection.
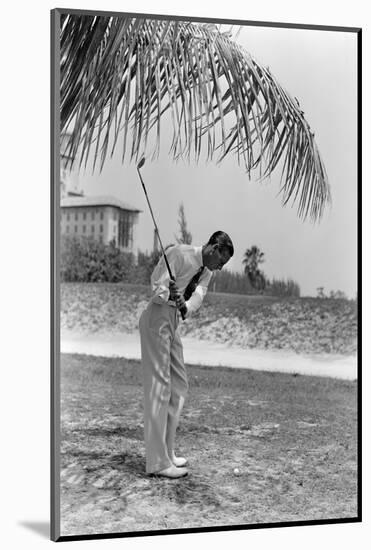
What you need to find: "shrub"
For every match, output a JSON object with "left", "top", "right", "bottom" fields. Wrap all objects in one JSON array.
[
  {"left": 267, "top": 278, "right": 301, "bottom": 297},
  {"left": 211, "top": 270, "right": 255, "bottom": 294},
  {"left": 210, "top": 271, "right": 300, "bottom": 297},
  {"left": 60, "top": 236, "right": 135, "bottom": 282},
  {"left": 60, "top": 236, "right": 302, "bottom": 298},
  {"left": 133, "top": 250, "right": 162, "bottom": 284}
]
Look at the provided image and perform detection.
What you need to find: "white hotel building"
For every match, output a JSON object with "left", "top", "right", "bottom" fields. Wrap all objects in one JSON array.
[
  {"left": 60, "top": 195, "right": 141, "bottom": 256},
  {"left": 60, "top": 133, "right": 141, "bottom": 257}
]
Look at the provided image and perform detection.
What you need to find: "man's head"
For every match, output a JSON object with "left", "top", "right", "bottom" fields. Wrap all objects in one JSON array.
[{"left": 202, "top": 231, "right": 234, "bottom": 271}]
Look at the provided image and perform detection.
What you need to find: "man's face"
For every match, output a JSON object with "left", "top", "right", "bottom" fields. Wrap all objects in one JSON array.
[{"left": 204, "top": 244, "right": 231, "bottom": 271}]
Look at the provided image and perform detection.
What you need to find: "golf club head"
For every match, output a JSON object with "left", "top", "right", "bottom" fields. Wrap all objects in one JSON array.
[{"left": 137, "top": 157, "right": 146, "bottom": 169}]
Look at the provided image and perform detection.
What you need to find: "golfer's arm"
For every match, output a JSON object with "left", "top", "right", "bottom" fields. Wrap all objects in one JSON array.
[
  {"left": 151, "top": 249, "right": 181, "bottom": 302},
  {"left": 185, "top": 281, "right": 210, "bottom": 315}
]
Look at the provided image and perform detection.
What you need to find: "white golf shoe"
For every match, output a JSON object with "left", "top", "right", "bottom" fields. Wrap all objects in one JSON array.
[{"left": 155, "top": 464, "right": 188, "bottom": 478}]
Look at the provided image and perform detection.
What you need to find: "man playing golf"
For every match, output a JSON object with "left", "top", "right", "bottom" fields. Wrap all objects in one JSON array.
[{"left": 139, "top": 231, "right": 234, "bottom": 478}]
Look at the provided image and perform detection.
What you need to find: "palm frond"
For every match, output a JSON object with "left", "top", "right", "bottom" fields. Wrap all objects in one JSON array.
[{"left": 60, "top": 14, "right": 331, "bottom": 221}]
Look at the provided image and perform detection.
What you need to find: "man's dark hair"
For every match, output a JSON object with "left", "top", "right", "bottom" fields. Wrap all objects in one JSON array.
[{"left": 208, "top": 231, "right": 234, "bottom": 257}]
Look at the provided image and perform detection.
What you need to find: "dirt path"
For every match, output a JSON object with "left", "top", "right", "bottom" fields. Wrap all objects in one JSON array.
[{"left": 61, "top": 330, "right": 357, "bottom": 380}]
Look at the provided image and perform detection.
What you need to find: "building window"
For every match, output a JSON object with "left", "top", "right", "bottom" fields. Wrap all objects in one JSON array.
[
  {"left": 75, "top": 212, "right": 78, "bottom": 221},
  {"left": 113, "top": 211, "right": 117, "bottom": 221},
  {"left": 91, "top": 212, "right": 95, "bottom": 220},
  {"left": 99, "top": 235, "right": 103, "bottom": 243},
  {"left": 83, "top": 212, "right": 86, "bottom": 220},
  {"left": 100, "top": 224, "right": 103, "bottom": 233},
  {"left": 91, "top": 225, "right": 95, "bottom": 233},
  {"left": 83, "top": 225, "right": 86, "bottom": 233},
  {"left": 100, "top": 211, "right": 104, "bottom": 220},
  {"left": 66, "top": 226, "right": 69, "bottom": 233},
  {"left": 118, "top": 211, "right": 133, "bottom": 249},
  {"left": 75, "top": 225, "right": 78, "bottom": 233},
  {"left": 67, "top": 213, "right": 70, "bottom": 221}
]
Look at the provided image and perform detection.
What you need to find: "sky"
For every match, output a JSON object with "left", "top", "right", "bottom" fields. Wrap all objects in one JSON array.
[{"left": 70, "top": 22, "right": 358, "bottom": 298}]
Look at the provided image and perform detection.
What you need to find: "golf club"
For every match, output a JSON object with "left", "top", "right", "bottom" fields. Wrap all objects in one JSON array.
[{"left": 136, "top": 157, "right": 186, "bottom": 320}]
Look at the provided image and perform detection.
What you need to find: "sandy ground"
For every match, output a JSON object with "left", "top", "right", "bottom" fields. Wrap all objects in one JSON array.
[
  {"left": 61, "top": 329, "right": 357, "bottom": 380},
  {"left": 59, "top": 354, "right": 358, "bottom": 536}
]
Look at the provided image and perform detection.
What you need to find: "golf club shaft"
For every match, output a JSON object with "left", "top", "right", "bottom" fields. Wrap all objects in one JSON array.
[{"left": 136, "top": 165, "right": 186, "bottom": 320}]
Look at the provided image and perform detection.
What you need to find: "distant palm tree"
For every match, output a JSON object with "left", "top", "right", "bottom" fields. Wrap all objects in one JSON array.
[
  {"left": 243, "top": 245, "right": 265, "bottom": 289},
  {"left": 60, "top": 13, "right": 330, "bottom": 221}
]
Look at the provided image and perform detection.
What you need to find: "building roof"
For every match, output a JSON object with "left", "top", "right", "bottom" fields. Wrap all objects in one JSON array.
[{"left": 61, "top": 195, "right": 141, "bottom": 213}]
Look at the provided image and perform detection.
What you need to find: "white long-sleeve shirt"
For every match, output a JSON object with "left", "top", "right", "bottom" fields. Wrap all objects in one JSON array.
[{"left": 150, "top": 244, "right": 213, "bottom": 315}]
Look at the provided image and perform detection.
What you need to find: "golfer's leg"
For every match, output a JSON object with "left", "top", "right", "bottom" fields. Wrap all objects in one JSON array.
[
  {"left": 166, "top": 329, "right": 188, "bottom": 459},
  {"left": 139, "top": 305, "right": 173, "bottom": 474}
]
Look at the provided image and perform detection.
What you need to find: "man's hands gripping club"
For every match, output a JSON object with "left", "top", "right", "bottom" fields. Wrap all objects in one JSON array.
[{"left": 169, "top": 280, "right": 187, "bottom": 320}]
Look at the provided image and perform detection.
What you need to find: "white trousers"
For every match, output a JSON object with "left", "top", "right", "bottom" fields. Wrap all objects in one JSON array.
[{"left": 139, "top": 300, "right": 188, "bottom": 474}]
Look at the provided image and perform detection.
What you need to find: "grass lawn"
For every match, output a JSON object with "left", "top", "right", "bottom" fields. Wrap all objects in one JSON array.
[{"left": 60, "top": 353, "right": 358, "bottom": 537}]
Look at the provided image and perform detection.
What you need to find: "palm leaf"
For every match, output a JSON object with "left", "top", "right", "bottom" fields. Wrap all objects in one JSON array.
[{"left": 60, "top": 14, "right": 331, "bottom": 221}]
